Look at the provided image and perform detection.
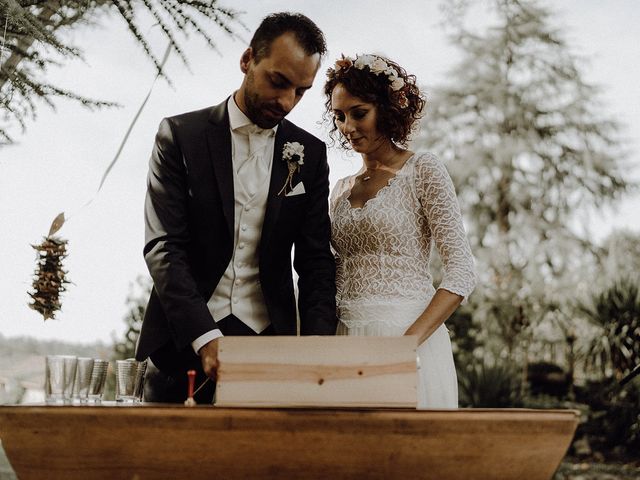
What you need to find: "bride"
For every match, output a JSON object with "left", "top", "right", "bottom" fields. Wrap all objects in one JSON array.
[{"left": 325, "top": 54, "right": 476, "bottom": 408}]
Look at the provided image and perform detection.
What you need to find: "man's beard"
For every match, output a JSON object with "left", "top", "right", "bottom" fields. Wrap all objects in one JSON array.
[{"left": 244, "top": 73, "right": 286, "bottom": 129}]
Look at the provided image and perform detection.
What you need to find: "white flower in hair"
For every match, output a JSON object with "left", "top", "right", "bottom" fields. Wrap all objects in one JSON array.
[
  {"left": 348, "top": 54, "right": 406, "bottom": 92},
  {"left": 391, "top": 77, "right": 405, "bottom": 91},
  {"left": 353, "top": 54, "right": 375, "bottom": 70},
  {"left": 330, "top": 54, "right": 409, "bottom": 105},
  {"left": 370, "top": 57, "right": 390, "bottom": 74}
]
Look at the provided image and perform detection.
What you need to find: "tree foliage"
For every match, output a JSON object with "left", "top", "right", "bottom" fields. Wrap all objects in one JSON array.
[
  {"left": 420, "top": 0, "right": 632, "bottom": 364},
  {"left": 600, "top": 229, "right": 640, "bottom": 286},
  {"left": 0, "top": 0, "right": 244, "bottom": 144},
  {"left": 426, "top": 0, "right": 629, "bottom": 248},
  {"left": 579, "top": 278, "right": 640, "bottom": 379},
  {"left": 113, "top": 275, "right": 151, "bottom": 360}
]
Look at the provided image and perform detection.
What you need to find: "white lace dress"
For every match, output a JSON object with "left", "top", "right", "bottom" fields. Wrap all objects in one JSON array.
[{"left": 330, "top": 152, "right": 476, "bottom": 408}]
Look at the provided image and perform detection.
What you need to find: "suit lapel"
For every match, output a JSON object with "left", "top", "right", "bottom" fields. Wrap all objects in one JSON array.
[
  {"left": 261, "top": 120, "right": 292, "bottom": 250},
  {"left": 206, "top": 100, "right": 234, "bottom": 240}
]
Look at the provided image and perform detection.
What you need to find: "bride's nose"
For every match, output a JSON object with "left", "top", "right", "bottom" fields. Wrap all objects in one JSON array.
[{"left": 341, "top": 118, "right": 356, "bottom": 136}]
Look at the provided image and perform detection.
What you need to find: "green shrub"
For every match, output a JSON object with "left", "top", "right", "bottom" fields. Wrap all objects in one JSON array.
[
  {"left": 576, "top": 378, "right": 640, "bottom": 459},
  {"left": 527, "top": 361, "right": 570, "bottom": 397},
  {"left": 458, "top": 360, "right": 522, "bottom": 408},
  {"left": 579, "top": 278, "right": 640, "bottom": 379}
]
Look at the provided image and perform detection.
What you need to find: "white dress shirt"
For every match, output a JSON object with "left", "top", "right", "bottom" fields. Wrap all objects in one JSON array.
[{"left": 191, "top": 96, "right": 277, "bottom": 353}]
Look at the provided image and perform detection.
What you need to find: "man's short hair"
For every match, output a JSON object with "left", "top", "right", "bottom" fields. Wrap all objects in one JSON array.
[{"left": 250, "top": 12, "right": 327, "bottom": 62}]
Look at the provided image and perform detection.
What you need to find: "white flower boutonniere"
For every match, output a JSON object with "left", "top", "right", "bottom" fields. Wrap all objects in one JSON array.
[{"left": 278, "top": 141, "right": 304, "bottom": 196}]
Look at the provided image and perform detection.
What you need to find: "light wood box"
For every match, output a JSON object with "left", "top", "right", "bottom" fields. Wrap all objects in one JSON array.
[{"left": 215, "top": 336, "right": 418, "bottom": 408}]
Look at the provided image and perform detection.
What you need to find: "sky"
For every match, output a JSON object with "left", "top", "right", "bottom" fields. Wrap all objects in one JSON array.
[{"left": 0, "top": 0, "right": 638, "bottom": 345}]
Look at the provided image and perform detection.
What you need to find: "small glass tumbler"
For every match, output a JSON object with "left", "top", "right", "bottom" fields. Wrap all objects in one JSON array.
[
  {"left": 45, "top": 355, "right": 77, "bottom": 404},
  {"left": 72, "top": 357, "right": 95, "bottom": 403},
  {"left": 87, "top": 359, "right": 110, "bottom": 403},
  {"left": 115, "top": 359, "right": 146, "bottom": 403}
]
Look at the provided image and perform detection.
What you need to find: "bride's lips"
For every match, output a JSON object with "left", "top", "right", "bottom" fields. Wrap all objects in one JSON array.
[{"left": 349, "top": 136, "right": 363, "bottom": 145}]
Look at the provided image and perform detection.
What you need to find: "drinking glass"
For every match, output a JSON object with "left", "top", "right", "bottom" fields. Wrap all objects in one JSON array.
[
  {"left": 72, "top": 357, "right": 95, "bottom": 403},
  {"left": 45, "top": 355, "right": 77, "bottom": 404},
  {"left": 87, "top": 359, "right": 110, "bottom": 403},
  {"left": 115, "top": 359, "right": 146, "bottom": 403}
]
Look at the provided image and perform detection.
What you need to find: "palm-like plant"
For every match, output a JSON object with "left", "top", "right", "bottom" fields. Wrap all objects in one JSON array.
[
  {"left": 579, "top": 278, "right": 640, "bottom": 379},
  {"left": 458, "top": 360, "right": 521, "bottom": 408}
]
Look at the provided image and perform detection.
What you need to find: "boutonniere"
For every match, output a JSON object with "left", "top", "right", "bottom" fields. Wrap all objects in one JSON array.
[{"left": 278, "top": 141, "right": 305, "bottom": 196}]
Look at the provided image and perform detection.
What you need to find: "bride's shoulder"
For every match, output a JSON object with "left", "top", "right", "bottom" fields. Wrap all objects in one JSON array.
[
  {"left": 333, "top": 174, "right": 354, "bottom": 191},
  {"left": 410, "top": 151, "right": 448, "bottom": 174},
  {"left": 411, "top": 151, "right": 443, "bottom": 166},
  {"left": 330, "top": 174, "right": 356, "bottom": 203},
  {"left": 409, "top": 152, "right": 456, "bottom": 191},
  {"left": 335, "top": 173, "right": 354, "bottom": 184}
]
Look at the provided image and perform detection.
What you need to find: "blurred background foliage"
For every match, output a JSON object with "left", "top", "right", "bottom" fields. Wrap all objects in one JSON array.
[
  {"left": 1, "top": 0, "right": 637, "bottom": 471},
  {"left": 430, "top": 0, "right": 639, "bottom": 463}
]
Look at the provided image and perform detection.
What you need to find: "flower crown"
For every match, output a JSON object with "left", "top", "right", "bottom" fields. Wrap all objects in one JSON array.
[{"left": 329, "top": 54, "right": 409, "bottom": 107}]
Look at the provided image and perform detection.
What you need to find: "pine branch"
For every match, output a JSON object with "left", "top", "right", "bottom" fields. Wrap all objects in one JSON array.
[{"left": 0, "top": 0, "right": 244, "bottom": 144}]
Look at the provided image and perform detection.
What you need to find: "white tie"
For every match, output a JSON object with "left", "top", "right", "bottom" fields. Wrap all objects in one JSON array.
[{"left": 236, "top": 124, "right": 273, "bottom": 196}]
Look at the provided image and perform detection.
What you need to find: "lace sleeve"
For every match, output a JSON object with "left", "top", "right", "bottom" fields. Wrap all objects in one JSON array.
[{"left": 414, "top": 153, "right": 476, "bottom": 299}]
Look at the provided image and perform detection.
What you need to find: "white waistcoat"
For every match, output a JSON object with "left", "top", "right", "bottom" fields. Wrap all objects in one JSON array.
[{"left": 206, "top": 98, "right": 274, "bottom": 333}]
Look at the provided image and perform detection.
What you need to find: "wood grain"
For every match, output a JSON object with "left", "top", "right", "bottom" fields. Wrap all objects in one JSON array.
[
  {"left": 216, "top": 336, "right": 418, "bottom": 408},
  {"left": 0, "top": 406, "right": 579, "bottom": 480}
]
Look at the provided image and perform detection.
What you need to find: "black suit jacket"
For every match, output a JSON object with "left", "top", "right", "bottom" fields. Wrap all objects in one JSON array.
[{"left": 136, "top": 99, "right": 337, "bottom": 361}]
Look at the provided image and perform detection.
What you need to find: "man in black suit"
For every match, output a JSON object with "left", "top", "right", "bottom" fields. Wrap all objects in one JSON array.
[{"left": 136, "top": 13, "right": 337, "bottom": 403}]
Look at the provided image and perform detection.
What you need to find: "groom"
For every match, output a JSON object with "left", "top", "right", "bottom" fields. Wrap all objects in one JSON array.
[{"left": 136, "top": 12, "right": 337, "bottom": 403}]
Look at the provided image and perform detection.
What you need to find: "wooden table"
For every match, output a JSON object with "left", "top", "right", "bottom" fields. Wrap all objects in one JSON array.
[{"left": 0, "top": 405, "right": 579, "bottom": 480}]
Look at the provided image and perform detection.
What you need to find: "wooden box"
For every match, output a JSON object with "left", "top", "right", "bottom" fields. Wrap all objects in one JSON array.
[{"left": 215, "top": 336, "right": 417, "bottom": 408}]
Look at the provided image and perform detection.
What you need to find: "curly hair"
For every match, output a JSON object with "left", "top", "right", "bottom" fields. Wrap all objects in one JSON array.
[{"left": 324, "top": 54, "right": 425, "bottom": 149}]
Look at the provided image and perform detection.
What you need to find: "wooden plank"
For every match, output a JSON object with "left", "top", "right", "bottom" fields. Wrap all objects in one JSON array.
[
  {"left": 0, "top": 406, "right": 579, "bottom": 480},
  {"left": 216, "top": 336, "right": 418, "bottom": 408}
]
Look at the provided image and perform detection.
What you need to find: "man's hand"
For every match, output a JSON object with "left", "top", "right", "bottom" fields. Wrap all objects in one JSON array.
[{"left": 199, "top": 338, "right": 220, "bottom": 380}]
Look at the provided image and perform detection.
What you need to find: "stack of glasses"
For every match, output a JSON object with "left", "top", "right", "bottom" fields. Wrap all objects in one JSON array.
[{"left": 44, "top": 355, "right": 146, "bottom": 404}]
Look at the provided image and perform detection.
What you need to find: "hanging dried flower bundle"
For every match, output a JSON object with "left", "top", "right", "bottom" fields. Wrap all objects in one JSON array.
[
  {"left": 29, "top": 237, "right": 70, "bottom": 320},
  {"left": 29, "top": 213, "right": 69, "bottom": 320}
]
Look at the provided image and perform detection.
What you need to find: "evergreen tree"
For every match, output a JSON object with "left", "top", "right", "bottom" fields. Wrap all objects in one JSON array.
[
  {"left": 600, "top": 229, "right": 640, "bottom": 285},
  {"left": 113, "top": 275, "right": 151, "bottom": 360},
  {"left": 420, "top": 0, "right": 631, "bottom": 370},
  {"left": 0, "top": 0, "right": 243, "bottom": 144}
]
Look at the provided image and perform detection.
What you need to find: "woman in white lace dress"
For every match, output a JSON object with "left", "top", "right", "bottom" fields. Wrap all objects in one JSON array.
[{"left": 324, "top": 55, "right": 476, "bottom": 408}]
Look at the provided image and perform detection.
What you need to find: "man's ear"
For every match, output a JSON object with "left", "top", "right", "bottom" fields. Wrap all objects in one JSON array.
[{"left": 240, "top": 48, "right": 253, "bottom": 74}]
